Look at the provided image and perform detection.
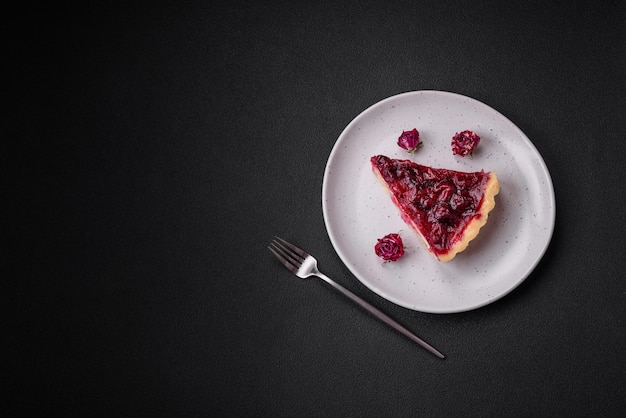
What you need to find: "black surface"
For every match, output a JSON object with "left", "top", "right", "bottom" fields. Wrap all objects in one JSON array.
[{"left": 9, "top": 0, "right": 626, "bottom": 416}]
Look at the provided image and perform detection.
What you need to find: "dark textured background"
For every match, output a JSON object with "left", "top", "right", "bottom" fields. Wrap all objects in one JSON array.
[{"left": 8, "top": 0, "right": 626, "bottom": 416}]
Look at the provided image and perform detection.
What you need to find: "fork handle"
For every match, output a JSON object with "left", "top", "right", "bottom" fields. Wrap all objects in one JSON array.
[{"left": 315, "top": 273, "right": 445, "bottom": 359}]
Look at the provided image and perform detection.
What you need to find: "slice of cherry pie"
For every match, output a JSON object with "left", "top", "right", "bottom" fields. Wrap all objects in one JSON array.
[{"left": 371, "top": 155, "right": 499, "bottom": 262}]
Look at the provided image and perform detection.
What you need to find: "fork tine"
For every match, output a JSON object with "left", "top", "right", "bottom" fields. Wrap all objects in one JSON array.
[
  {"left": 274, "top": 236, "right": 308, "bottom": 259},
  {"left": 272, "top": 237, "right": 305, "bottom": 265},
  {"left": 268, "top": 244, "right": 299, "bottom": 274}
]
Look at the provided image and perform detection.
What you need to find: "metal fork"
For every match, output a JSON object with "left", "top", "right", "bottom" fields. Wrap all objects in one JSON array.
[{"left": 268, "top": 236, "right": 445, "bottom": 359}]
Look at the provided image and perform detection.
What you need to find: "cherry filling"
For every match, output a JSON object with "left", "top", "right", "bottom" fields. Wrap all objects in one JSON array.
[{"left": 371, "top": 155, "right": 489, "bottom": 255}]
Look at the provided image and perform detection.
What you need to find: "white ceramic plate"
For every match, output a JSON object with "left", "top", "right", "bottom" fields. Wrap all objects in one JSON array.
[{"left": 322, "top": 91, "right": 555, "bottom": 313}]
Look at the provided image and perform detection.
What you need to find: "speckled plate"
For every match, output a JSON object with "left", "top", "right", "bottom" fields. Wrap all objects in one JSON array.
[{"left": 322, "top": 91, "right": 555, "bottom": 313}]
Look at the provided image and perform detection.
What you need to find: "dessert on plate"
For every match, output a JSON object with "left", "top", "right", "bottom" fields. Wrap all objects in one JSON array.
[{"left": 371, "top": 155, "right": 499, "bottom": 262}]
